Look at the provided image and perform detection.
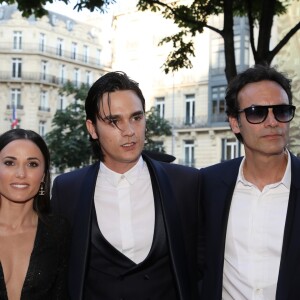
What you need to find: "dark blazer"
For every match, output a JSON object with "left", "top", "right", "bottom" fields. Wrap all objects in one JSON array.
[
  {"left": 51, "top": 153, "right": 201, "bottom": 300},
  {"left": 199, "top": 152, "right": 300, "bottom": 300}
]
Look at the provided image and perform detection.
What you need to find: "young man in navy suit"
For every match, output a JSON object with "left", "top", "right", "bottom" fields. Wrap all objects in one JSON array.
[
  {"left": 199, "top": 64, "right": 300, "bottom": 299},
  {"left": 51, "top": 71, "right": 201, "bottom": 299}
]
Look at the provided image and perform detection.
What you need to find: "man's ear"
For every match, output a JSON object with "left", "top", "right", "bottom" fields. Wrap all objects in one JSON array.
[
  {"left": 229, "top": 116, "right": 241, "bottom": 134},
  {"left": 86, "top": 120, "right": 98, "bottom": 139}
]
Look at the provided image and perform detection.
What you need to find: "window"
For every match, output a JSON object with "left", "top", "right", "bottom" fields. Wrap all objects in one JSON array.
[
  {"left": 185, "top": 94, "right": 195, "bottom": 125},
  {"left": 12, "top": 58, "right": 22, "bottom": 78},
  {"left": 39, "top": 33, "right": 46, "bottom": 52},
  {"left": 211, "top": 17, "right": 250, "bottom": 72},
  {"left": 59, "top": 64, "right": 66, "bottom": 85},
  {"left": 9, "top": 91, "right": 21, "bottom": 128},
  {"left": 57, "top": 94, "right": 67, "bottom": 110},
  {"left": 211, "top": 86, "right": 226, "bottom": 122},
  {"left": 57, "top": 38, "right": 64, "bottom": 56},
  {"left": 39, "top": 121, "right": 46, "bottom": 137},
  {"left": 244, "top": 35, "right": 249, "bottom": 66},
  {"left": 66, "top": 20, "right": 73, "bottom": 31},
  {"left": 184, "top": 140, "right": 195, "bottom": 167},
  {"left": 83, "top": 45, "right": 89, "bottom": 63},
  {"left": 233, "top": 17, "right": 250, "bottom": 68},
  {"left": 211, "top": 36, "right": 225, "bottom": 70},
  {"left": 52, "top": 14, "right": 57, "bottom": 25},
  {"left": 234, "top": 35, "right": 241, "bottom": 66},
  {"left": 39, "top": 91, "right": 49, "bottom": 111},
  {"left": 11, "top": 89, "right": 21, "bottom": 108},
  {"left": 41, "top": 60, "right": 48, "bottom": 81},
  {"left": 13, "top": 31, "right": 22, "bottom": 50},
  {"left": 85, "top": 71, "right": 92, "bottom": 86},
  {"left": 155, "top": 97, "right": 165, "bottom": 118},
  {"left": 71, "top": 42, "right": 77, "bottom": 60},
  {"left": 222, "top": 138, "right": 241, "bottom": 161},
  {"left": 73, "top": 68, "right": 80, "bottom": 87},
  {"left": 96, "top": 49, "right": 101, "bottom": 65}
]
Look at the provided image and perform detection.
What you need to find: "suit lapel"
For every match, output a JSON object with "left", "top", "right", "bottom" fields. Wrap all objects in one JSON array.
[
  {"left": 144, "top": 155, "right": 191, "bottom": 300},
  {"left": 69, "top": 163, "right": 99, "bottom": 300},
  {"left": 276, "top": 154, "right": 300, "bottom": 298},
  {"left": 220, "top": 159, "right": 242, "bottom": 244},
  {"left": 216, "top": 158, "right": 242, "bottom": 292}
]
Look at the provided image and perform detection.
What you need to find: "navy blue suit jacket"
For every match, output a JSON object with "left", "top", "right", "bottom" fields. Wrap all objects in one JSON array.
[
  {"left": 51, "top": 154, "right": 201, "bottom": 300},
  {"left": 199, "top": 153, "right": 300, "bottom": 299}
]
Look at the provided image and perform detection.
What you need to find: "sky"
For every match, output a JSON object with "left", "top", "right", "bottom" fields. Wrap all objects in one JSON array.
[{"left": 44, "top": 0, "right": 114, "bottom": 22}]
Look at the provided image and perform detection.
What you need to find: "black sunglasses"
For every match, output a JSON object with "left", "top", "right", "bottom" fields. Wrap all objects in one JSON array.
[{"left": 238, "top": 104, "right": 296, "bottom": 124}]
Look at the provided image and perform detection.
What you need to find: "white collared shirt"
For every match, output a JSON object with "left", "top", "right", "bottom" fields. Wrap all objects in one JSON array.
[
  {"left": 94, "top": 156, "right": 155, "bottom": 264},
  {"left": 223, "top": 152, "right": 291, "bottom": 300}
]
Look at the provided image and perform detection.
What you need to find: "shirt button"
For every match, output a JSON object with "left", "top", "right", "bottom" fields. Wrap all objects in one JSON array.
[
  {"left": 255, "top": 288, "right": 263, "bottom": 294},
  {"left": 144, "top": 274, "right": 150, "bottom": 280}
]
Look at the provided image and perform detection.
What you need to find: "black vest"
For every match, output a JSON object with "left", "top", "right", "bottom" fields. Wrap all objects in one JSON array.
[{"left": 83, "top": 194, "right": 179, "bottom": 300}]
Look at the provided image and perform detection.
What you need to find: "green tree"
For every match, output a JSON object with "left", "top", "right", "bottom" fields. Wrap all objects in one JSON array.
[
  {"left": 4, "top": 0, "right": 300, "bottom": 82},
  {"left": 145, "top": 106, "right": 172, "bottom": 153},
  {"left": 45, "top": 82, "right": 92, "bottom": 172},
  {"left": 137, "top": 0, "right": 300, "bottom": 82},
  {"left": 1, "top": 0, "right": 114, "bottom": 17}
]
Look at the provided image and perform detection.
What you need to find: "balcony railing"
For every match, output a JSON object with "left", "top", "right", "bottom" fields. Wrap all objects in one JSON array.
[
  {"left": 6, "top": 104, "right": 24, "bottom": 110},
  {"left": 166, "top": 115, "right": 207, "bottom": 129},
  {"left": 0, "top": 71, "right": 89, "bottom": 87},
  {"left": 210, "top": 112, "right": 227, "bottom": 123},
  {"left": 164, "top": 112, "right": 228, "bottom": 129},
  {"left": 0, "top": 71, "right": 60, "bottom": 85},
  {"left": 5, "top": 104, "right": 51, "bottom": 113},
  {"left": 0, "top": 42, "right": 108, "bottom": 68},
  {"left": 38, "top": 106, "right": 51, "bottom": 112}
]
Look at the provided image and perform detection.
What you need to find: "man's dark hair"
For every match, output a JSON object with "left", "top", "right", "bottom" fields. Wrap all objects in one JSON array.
[
  {"left": 225, "top": 64, "right": 293, "bottom": 142},
  {"left": 85, "top": 71, "right": 146, "bottom": 160}
]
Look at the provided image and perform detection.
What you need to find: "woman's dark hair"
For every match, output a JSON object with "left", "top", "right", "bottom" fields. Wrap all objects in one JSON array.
[
  {"left": 0, "top": 129, "right": 51, "bottom": 217},
  {"left": 85, "top": 71, "right": 146, "bottom": 161},
  {"left": 225, "top": 64, "right": 293, "bottom": 142}
]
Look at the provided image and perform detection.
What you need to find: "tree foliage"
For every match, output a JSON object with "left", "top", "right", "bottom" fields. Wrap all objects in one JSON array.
[
  {"left": 0, "top": 0, "right": 115, "bottom": 17},
  {"left": 137, "top": 0, "right": 300, "bottom": 82},
  {"left": 45, "top": 82, "right": 92, "bottom": 172},
  {"left": 145, "top": 106, "right": 172, "bottom": 153}
]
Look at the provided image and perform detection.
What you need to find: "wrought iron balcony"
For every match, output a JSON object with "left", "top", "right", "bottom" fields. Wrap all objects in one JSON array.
[{"left": 0, "top": 42, "right": 105, "bottom": 67}]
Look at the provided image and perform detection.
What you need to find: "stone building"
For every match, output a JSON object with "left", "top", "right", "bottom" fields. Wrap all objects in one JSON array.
[
  {"left": 0, "top": 4, "right": 111, "bottom": 135},
  {"left": 111, "top": 2, "right": 250, "bottom": 168},
  {"left": 111, "top": 0, "right": 300, "bottom": 167},
  {"left": 0, "top": 1, "right": 299, "bottom": 168},
  {"left": 274, "top": 0, "right": 300, "bottom": 157}
]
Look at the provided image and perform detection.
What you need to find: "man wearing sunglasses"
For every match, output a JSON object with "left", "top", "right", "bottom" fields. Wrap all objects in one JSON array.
[{"left": 199, "top": 64, "right": 300, "bottom": 299}]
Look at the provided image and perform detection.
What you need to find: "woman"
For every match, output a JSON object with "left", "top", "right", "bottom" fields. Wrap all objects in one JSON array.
[{"left": 0, "top": 129, "right": 70, "bottom": 300}]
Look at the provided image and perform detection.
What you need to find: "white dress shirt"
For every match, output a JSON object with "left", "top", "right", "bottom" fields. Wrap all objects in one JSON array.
[
  {"left": 223, "top": 152, "right": 291, "bottom": 300},
  {"left": 94, "top": 156, "right": 155, "bottom": 264}
]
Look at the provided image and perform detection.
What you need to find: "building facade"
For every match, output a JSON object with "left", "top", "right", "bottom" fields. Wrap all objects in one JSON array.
[
  {"left": 111, "top": 2, "right": 250, "bottom": 168},
  {"left": 0, "top": 5, "right": 111, "bottom": 136},
  {"left": 274, "top": 0, "right": 300, "bottom": 157},
  {"left": 111, "top": 0, "right": 300, "bottom": 168},
  {"left": 1, "top": 2, "right": 299, "bottom": 169}
]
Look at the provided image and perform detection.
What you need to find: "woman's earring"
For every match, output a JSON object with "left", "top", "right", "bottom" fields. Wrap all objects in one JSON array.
[{"left": 39, "top": 182, "right": 45, "bottom": 196}]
